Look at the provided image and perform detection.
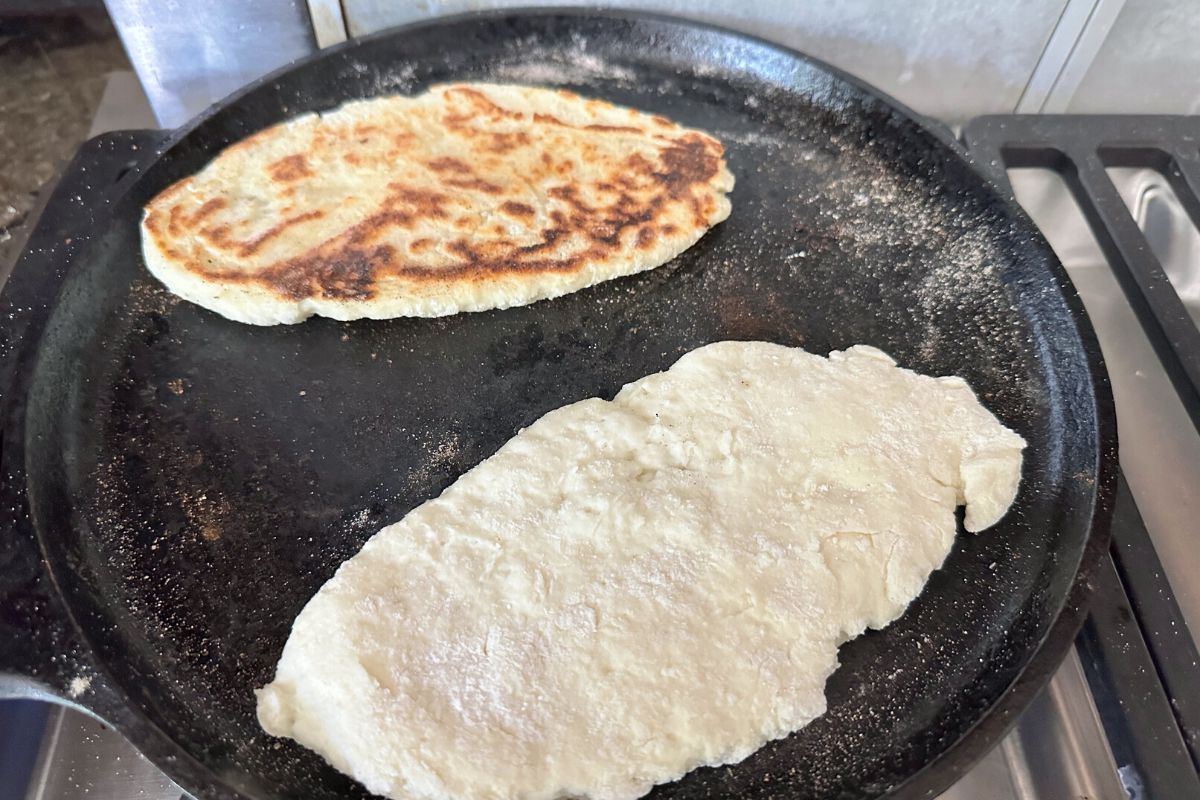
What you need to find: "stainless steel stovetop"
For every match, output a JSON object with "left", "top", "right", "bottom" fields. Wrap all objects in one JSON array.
[{"left": 9, "top": 74, "right": 1200, "bottom": 800}]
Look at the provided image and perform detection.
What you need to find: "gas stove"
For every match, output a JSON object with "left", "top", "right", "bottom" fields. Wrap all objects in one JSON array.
[{"left": 4, "top": 77, "right": 1199, "bottom": 800}]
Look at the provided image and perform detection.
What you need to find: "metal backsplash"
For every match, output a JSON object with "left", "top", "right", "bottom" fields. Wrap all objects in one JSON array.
[
  {"left": 103, "top": 0, "right": 316, "bottom": 128},
  {"left": 103, "top": 0, "right": 1200, "bottom": 129}
]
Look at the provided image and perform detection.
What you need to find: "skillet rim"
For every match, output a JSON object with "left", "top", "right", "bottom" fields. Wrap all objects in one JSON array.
[{"left": 14, "top": 7, "right": 1118, "bottom": 799}]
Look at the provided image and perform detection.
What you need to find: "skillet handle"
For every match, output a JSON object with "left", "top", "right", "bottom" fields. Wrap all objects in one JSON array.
[
  {"left": 0, "top": 130, "right": 166, "bottom": 706},
  {"left": 0, "top": 507, "right": 132, "bottom": 728},
  {"left": 0, "top": 508, "right": 92, "bottom": 703}
]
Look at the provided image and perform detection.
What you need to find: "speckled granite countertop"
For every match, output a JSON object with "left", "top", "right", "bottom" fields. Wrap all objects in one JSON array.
[{"left": 0, "top": 14, "right": 130, "bottom": 266}]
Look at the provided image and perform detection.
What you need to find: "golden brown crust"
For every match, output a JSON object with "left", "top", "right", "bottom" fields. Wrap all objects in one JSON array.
[
  {"left": 267, "top": 154, "right": 313, "bottom": 182},
  {"left": 140, "top": 83, "right": 733, "bottom": 322}
]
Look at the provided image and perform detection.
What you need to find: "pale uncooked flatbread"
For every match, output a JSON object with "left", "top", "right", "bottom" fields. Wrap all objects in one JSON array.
[
  {"left": 141, "top": 83, "right": 733, "bottom": 325},
  {"left": 256, "top": 342, "right": 1025, "bottom": 800}
]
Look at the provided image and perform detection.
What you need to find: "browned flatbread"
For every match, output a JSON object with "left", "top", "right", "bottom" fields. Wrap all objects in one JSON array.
[{"left": 141, "top": 83, "right": 734, "bottom": 325}]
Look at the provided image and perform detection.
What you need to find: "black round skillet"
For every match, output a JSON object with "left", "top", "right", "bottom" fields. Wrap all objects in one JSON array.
[{"left": 0, "top": 9, "right": 1115, "bottom": 800}]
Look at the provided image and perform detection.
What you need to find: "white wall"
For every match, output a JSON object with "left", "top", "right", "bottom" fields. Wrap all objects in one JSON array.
[{"left": 1067, "top": 0, "right": 1200, "bottom": 115}]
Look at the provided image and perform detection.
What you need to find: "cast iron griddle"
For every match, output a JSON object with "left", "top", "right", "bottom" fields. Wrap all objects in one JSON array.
[{"left": 0, "top": 9, "right": 1115, "bottom": 800}]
